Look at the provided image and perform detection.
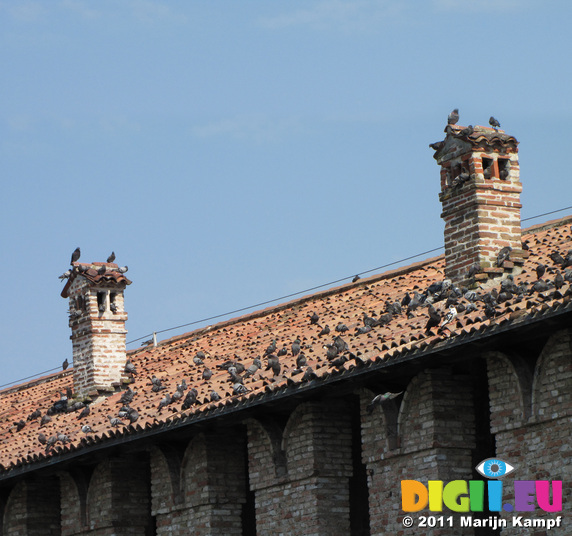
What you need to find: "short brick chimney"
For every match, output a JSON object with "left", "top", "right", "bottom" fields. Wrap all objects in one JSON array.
[
  {"left": 431, "top": 124, "right": 526, "bottom": 286},
  {"left": 61, "top": 261, "right": 131, "bottom": 397}
]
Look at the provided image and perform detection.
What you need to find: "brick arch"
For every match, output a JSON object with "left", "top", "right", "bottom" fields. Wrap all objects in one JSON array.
[
  {"left": 531, "top": 329, "right": 572, "bottom": 421},
  {"left": 180, "top": 433, "right": 208, "bottom": 507},
  {"left": 397, "top": 372, "right": 425, "bottom": 453},
  {"left": 58, "top": 469, "right": 92, "bottom": 534},
  {"left": 485, "top": 350, "right": 531, "bottom": 431},
  {"left": 244, "top": 417, "right": 287, "bottom": 478},
  {"left": 150, "top": 444, "right": 184, "bottom": 513},
  {"left": 3, "top": 477, "right": 61, "bottom": 535},
  {"left": 3, "top": 481, "right": 26, "bottom": 535},
  {"left": 281, "top": 401, "right": 317, "bottom": 478},
  {"left": 85, "top": 459, "right": 112, "bottom": 529}
]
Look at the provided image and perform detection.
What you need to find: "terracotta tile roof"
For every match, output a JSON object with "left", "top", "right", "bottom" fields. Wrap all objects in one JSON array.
[{"left": 2, "top": 216, "right": 572, "bottom": 475}]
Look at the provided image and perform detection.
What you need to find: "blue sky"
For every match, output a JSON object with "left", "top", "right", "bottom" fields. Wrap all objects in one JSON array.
[{"left": 1, "top": 0, "right": 571, "bottom": 387}]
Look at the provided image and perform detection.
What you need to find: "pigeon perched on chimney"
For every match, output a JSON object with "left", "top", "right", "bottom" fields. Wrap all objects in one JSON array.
[
  {"left": 107, "top": 251, "right": 116, "bottom": 263},
  {"left": 489, "top": 116, "right": 501, "bottom": 129},
  {"left": 496, "top": 246, "right": 512, "bottom": 267},
  {"left": 70, "top": 247, "right": 81, "bottom": 264},
  {"left": 447, "top": 108, "right": 459, "bottom": 125}
]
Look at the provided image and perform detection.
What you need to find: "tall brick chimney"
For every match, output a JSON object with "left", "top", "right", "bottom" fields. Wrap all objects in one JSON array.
[
  {"left": 431, "top": 124, "right": 526, "bottom": 286},
  {"left": 61, "top": 261, "right": 131, "bottom": 397}
]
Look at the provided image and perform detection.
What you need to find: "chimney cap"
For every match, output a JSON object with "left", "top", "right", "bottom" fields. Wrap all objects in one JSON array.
[
  {"left": 430, "top": 124, "right": 519, "bottom": 162},
  {"left": 61, "top": 262, "right": 131, "bottom": 298}
]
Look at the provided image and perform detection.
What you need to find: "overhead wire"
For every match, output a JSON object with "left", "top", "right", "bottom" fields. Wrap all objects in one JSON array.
[{"left": 3, "top": 205, "right": 572, "bottom": 389}]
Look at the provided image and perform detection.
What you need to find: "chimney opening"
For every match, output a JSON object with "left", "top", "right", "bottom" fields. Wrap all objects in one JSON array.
[
  {"left": 97, "top": 291, "right": 106, "bottom": 314},
  {"left": 110, "top": 292, "right": 118, "bottom": 314},
  {"left": 498, "top": 158, "right": 510, "bottom": 180},
  {"left": 482, "top": 157, "right": 493, "bottom": 179}
]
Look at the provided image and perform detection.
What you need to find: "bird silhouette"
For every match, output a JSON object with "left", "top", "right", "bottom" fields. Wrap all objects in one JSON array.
[
  {"left": 107, "top": 251, "right": 116, "bottom": 263},
  {"left": 70, "top": 247, "right": 81, "bottom": 265},
  {"left": 447, "top": 108, "right": 459, "bottom": 125},
  {"left": 62, "top": 359, "right": 69, "bottom": 371},
  {"left": 489, "top": 116, "right": 501, "bottom": 129}
]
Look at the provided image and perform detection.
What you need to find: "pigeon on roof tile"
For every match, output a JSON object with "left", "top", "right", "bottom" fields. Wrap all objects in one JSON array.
[
  {"left": 124, "top": 360, "right": 137, "bottom": 375},
  {"left": 425, "top": 305, "right": 441, "bottom": 332},
  {"left": 38, "top": 433, "right": 47, "bottom": 445},
  {"left": 496, "top": 246, "right": 512, "bottom": 267},
  {"left": 108, "top": 416, "right": 122, "bottom": 427},
  {"left": 536, "top": 263, "right": 546, "bottom": 280},
  {"left": 549, "top": 251, "right": 565, "bottom": 266},
  {"left": 302, "top": 367, "right": 318, "bottom": 382},
  {"left": 97, "top": 265, "right": 106, "bottom": 276},
  {"left": 309, "top": 312, "right": 319, "bottom": 325},
  {"left": 27, "top": 409, "right": 41, "bottom": 422},
  {"left": 157, "top": 394, "right": 172, "bottom": 411},
  {"left": 210, "top": 390, "right": 221, "bottom": 402},
  {"left": 447, "top": 108, "right": 459, "bottom": 125},
  {"left": 277, "top": 344, "right": 288, "bottom": 357},
  {"left": 182, "top": 389, "right": 198, "bottom": 410},
  {"left": 352, "top": 275, "right": 360, "bottom": 283},
  {"left": 554, "top": 270, "right": 564, "bottom": 290},
  {"left": 107, "top": 252, "right": 116, "bottom": 263},
  {"left": 440, "top": 306, "right": 457, "bottom": 329},
  {"left": 118, "top": 266, "right": 128, "bottom": 273},
  {"left": 70, "top": 247, "right": 81, "bottom": 265},
  {"left": 40, "top": 415, "right": 52, "bottom": 427},
  {"left": 318, "top": 325, "right": 330, "bottom": 337},
  {"left": 81, "top": 425, "right": 94, "bottom": 434},
  {"left": 14, "top": 420, "right": 25, "bottom": 432},
  {"left": 243, "top": 359, "right": 261, "bottom": 378},
  {"left": 489, "top": 116, "right": 501, "bottom": 129},
  {"left": 291, "top": 338, "right": 301, "bottom": 356},
  {"left": 233, "top": 383, "right": 248, "bottom": 395},
  {"left": 59, "top": 270, "right": 71, "bottom": 280},
  {"left": 120, "top": 387, "right": 135, "bottom": 405},
  {"left": 62, "top": 359, "right": 69, "bottom": 371},
  {"left": 193, "top": 352, "right": 205, "bottom": 365},
  {"left": 263, "top": 339, "right": 277, "bottom": 356},
  {"left": 202, "top": 368, "right": 213, "bottom": 381},
  {"left": 266, "top": 355, "right": 281, "bottom": 377},
  {"left": 335, "top": 322, "right": 349, "bottom": 333},
  {"left": 296, "top": 353, "right": 307, "bottom": 369}
]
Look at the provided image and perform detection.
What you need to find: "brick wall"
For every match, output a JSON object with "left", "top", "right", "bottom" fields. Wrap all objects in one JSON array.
[{"left": 486, "top": 329, "right": 572, "bottom": 534}]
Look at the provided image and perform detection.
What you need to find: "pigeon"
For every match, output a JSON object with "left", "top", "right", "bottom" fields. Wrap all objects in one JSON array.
[
  {"left": 158, "top": 394, "right": 172, "bottom": 411},
  {"left": 59, "top": 270, "right": 71, "bottom": 280},
  {"left": 177, "top": 379, "right": 187, "bottom": 392},
  {"left": 318, "top": 325, "right": 330, "bottom": 337},
  {"left": 309, "top": 312, "right": 319, "bottom": 325},
  {"left": 233, "top": 383, "right": 248, "bottom": 395},
  {"left": 108, "top": 416, "right": 122, "bottom": 427},
  {"left": 70, "top": 247, "right": 81, "bottom": 265},
  {"left": 266, "top": 355, "right": 281, "bottom": 377},
  {"left": 335, "top": 322, "right": 349, "bottom": 333},
  {"left": 291, "top": 339, "right": 301, "bottom": 357},
  {"left": 46, "top": 435, "right": 58, "bottom": 449},
  {"left": 362, "top": 312, "right": 378, "bottom": 328},
  {"left": 120, "top": 387, "right": 135, "bottom": 405},
  {"left": 460, "top": 125, "right": 474, "bottom": 136},
  {"left": 554, "top": 270, "right": 564, "bottom": 290},
  {"left": 38, "top": 433, "right": 47, "bottom": 445},
  {"left": 193, "top": 353, "right": 205, "bottom": 365},
  {"left": 496, "top": 246, "right": 512, "bottom": 267},
  {"left": 57, "top": 433, "right": 69, "bottom": 444},
  {"left": 171, "top": 388, "right": 184, "bottom": 403},
  {"left": 296, "top": 352, "right": 307, "bottom": 369},
  {"left": 243, "top": 359, "right": 261, "bottom": 378},
  {"left": 425, "top": 305, "right": 441, "bottom": 332},
  {"left": 549, "top": 252, "right": 566, "bottom": 266},
  {"left": 118, "top": 266, "right": 129, "bottom": 273},
  {"left": 227, "top": 366, "right": 243, "bottom": 384},
  {"left": 356, "top": 325, "right": 372, "bottom": 335},
  {"left": 536, "top": 263, "right": 546, "bottom": 280},
  {"left": 447, "top": 108, "right": 459, "bottom": 125},
  {"left": 124, "top": 360, "right": 137, "bottom": 375},
  {"left": 15, "top": 420, "right": 25, "bottom": 432},
  {"left": 366, "top": 391, "right": 403, "bottom": 414},
  {"left": 324, "top": 344, "right": 339, "bottom": 360},
  {"left": 40, "top": 415, "right": 52, "bottom": 427},
  {"left": 331, "top": 355, "right": 348, "bottom": 369},
  {"left": 264, "top": 339, "right": 277, "bottom": 357},
  {"left": 489, "top": 116, "right": 501, "bottom": 129},
  {"left": 333, "top": 335, "right": 349, "bottom": 353},
  {"left": 27, "top": 409, "right": 41, "bottom": 421},
  {"left": 97, "top": 265, "right": 106, "bottom": 276},
  {"left": 62, "top": 359, "right": 69, "bottom": 371},
  {"left": 107, "top": 251, "right": 116, "bottom": 263},
  {"left": 181, "top": 389, "right": 198, "bottom": 410},
  {"left": 352, "top": 275, "right": 360, "bottom": 283},
  {"left": 202, "top": 368, "right": 213, "bottom": 381},
  {"left": 302, "top": 367, "right": 318, "bottom": 382},
  {"left": 81, "top": 425, "right": 94, "bottom": 434},
  {"left": 440, "top": 306, "right": 457, "bottom": 328},
  {"left": 210, "top": 390, "right": 221, "bottom": 402},
  {"left": 77, "top": 406, "right": 90, "bottom": 419},
  {"left": 127, "top": 409, "right": 139, "bottom": 423}
]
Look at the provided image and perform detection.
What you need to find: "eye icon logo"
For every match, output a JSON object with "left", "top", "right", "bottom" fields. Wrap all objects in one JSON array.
[{"left": 476, "top": 458, "right": 516, "bottom": 479}]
